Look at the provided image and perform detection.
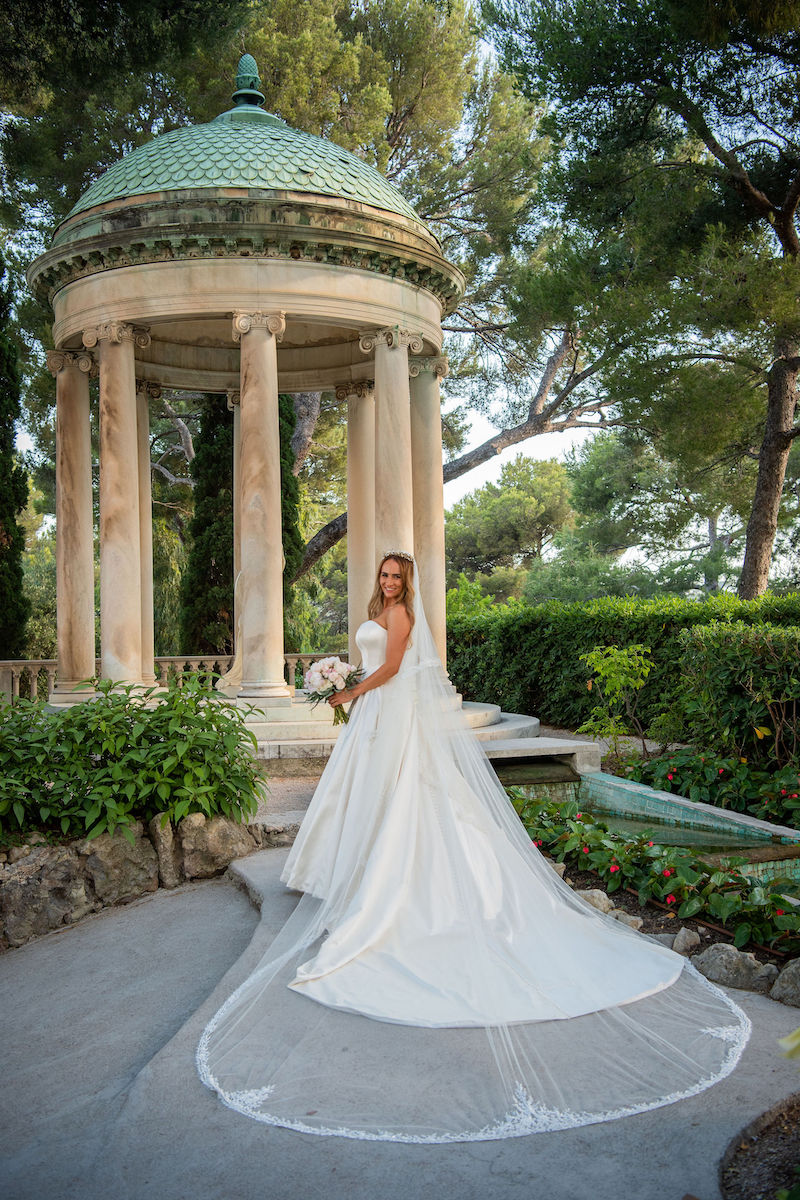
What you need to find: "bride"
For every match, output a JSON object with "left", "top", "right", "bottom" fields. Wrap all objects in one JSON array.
[{"left": 197, "top": 552, "right": 750, "bottom": 1142}]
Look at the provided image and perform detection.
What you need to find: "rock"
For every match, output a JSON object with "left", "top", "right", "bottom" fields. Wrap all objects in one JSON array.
[
  {"left": 28, "top": 832, "right": 46, "bottom": 846},
  {"left": 8, "top": 844, "right": 32, "bottom": 864},
  {"left": 771, "top": 958, "right": 800, "bottom": 1008},
  {"left": 76, "top": 822, "right": 158, "bottom": 905},
  {"left": 610, "top": 910, "right": 643, "bottom": 931},
  {"left": 0, "top": 845, "right": 95, "bottom": 948},
  {"left": 548, "top": 861, "right": 567, "bottom": 879},
  {"left": 177, "top": 814, "right": 258, "bottom": 879},
  {"left": 147, "top": 814, "right": 182, "bottom": 889},
  {"left": 692, "top": 943, "right": 779, "bottom": 993},
  {"left": 652, "top": 933, "right": 676, "bottom": 948},
  {"left": 672, "top": 927, "right": 701, "bottom": 957},
  {"left": 575, "top": 888, "right": 615, "bottom": 914}
]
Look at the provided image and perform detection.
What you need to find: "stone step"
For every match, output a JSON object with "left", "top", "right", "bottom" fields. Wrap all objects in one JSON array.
[
  {"left": 483, "top": 736, "right": 602, "bottom": 774},
  {"left": 249, "top": 720, "right": 344, "bottom": 741},
  {"left": 462, "top": 701, "right": 502, "bottom": 729},
  {"left": 474, "top": 713, "right": 540, "bottom": 741},
  {"left": 240, "top": 697, "right": 337, "bottom": 724}
]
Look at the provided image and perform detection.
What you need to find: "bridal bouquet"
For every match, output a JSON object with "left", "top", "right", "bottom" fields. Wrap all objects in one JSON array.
[{"left": 304, "top": 657, "right": 363, "bottom": 726}]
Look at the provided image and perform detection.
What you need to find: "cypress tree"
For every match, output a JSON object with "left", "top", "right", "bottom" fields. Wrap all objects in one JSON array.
[
  {"left": 179, "top": 397, "right": 234, "bottom": 654},
  {"left": 0, "top": 250, "right": 30, "bottom": 657},
  {"left": 179, "top": 392, "right": 303, "bottom": 654}
]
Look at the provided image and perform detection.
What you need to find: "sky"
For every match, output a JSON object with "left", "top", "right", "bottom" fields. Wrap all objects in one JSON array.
[{"left": 442, "top": 411, "right": 595, "bottom": 507}]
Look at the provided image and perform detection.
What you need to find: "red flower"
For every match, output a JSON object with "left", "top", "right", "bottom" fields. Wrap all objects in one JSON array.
[
  {"left": 647, "top": 841, "right": 654, "bottom": 847},
  {"left": 666, "top": 894, "right": 676, "bottom": 904},
  {"left": 575, "top": 812, "right": 582, "bottom": 819},
  {"left": 792, "top": 794, "right": 799, "bottom": 799},
  {"left": 662, "top": 869, "right": 673, "bottom": 877},
  {"left": 535, "top": 839, "right": 543, "bottom": 847},
  {"left": 776, "top": 909, "right": 785, "bottom": 916},
  {"left": 666, "top": 773, "right": 674, "bottom": 781},
  {"left": 781, "top": 790, "right": 787, "bottom": 796},
  {"left": 718, "top": 768, "right": 725, "bottom": 774},
  {"left": 609, "top": 865, "right": 620, "bottom": 873},
  {"left": 582, "top": 846, "right": 590, "bottom": 854}
]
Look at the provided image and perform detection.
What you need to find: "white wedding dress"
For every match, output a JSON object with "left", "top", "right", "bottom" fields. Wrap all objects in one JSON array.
[{"left": 197, "top": 580, "right": 749, "bottom": 1142}]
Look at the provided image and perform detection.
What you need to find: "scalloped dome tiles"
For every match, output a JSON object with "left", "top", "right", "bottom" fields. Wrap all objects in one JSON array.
[{"left": 66, "top": 115, "right": 421, "bottom": 225}]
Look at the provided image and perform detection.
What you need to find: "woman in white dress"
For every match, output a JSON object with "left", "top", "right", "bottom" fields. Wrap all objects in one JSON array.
[{"left": 197, "top": 553, "right": 749, "bottom": 1143}]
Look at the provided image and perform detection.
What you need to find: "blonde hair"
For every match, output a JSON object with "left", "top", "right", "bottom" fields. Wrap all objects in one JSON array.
[{"left": 367, "top": 555, "right": 415, "bottom": 630}]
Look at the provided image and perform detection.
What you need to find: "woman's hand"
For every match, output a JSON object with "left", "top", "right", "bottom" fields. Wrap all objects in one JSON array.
[{"left": 328, "top": 690, "right": 353, "bottom": 708}]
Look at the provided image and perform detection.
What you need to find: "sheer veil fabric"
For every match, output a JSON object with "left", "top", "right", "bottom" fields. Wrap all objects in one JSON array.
[{"left": 197, "top": 563, "right": 750, "bottom": 1143}]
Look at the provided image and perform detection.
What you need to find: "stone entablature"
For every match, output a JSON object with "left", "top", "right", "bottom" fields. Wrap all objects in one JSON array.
[{"left": 29, "top": 194, "right": 464, "bottom": 313}]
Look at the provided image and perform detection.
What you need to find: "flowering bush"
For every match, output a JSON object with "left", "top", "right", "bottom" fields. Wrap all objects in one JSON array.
[
  {"left": 511, "top": 794, "right": 800, "bottom": 956},
  {"left": 628, "top": 749, "right": 800, "bottom": 830}
]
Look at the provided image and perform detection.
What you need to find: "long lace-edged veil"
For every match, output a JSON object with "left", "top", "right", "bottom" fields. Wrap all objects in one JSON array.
[{"left": 197, "top": 561, "right": 749, "bottom": 1142}]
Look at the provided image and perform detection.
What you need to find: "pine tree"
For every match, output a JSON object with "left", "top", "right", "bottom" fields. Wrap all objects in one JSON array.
[{"left": 0, "top": 250, "right": 30, "bottom": 657}]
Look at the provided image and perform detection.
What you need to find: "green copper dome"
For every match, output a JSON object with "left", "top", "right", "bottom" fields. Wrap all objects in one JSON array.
[{"left": 66, "top": 55, "right": 421, "bottom": 225}]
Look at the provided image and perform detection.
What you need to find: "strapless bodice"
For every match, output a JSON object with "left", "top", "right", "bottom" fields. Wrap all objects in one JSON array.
[{"left": 355, "top": 620, "right": 387, "bottom": 675}]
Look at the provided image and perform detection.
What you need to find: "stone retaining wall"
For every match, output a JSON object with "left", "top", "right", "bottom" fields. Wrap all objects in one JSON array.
[{"left": 0, "top": 814, "right": 293, "bottom": 950}]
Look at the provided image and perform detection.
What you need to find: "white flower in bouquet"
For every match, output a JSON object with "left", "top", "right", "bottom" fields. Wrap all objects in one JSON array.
[{"left": 303, "top": 657, "right": 363, "bottom": 726}]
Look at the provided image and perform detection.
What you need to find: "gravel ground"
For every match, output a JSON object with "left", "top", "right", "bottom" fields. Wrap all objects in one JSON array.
[{"left": 720, "top": 1093, "right": 800, "bottom": 1200}]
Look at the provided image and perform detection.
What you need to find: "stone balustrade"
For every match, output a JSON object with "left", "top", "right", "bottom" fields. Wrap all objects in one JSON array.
[{"left": 0, "top": 652, "right": 339, "bottom": 703}]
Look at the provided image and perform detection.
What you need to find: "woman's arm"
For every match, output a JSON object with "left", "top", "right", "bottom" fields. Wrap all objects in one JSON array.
[{"left": 328, "top": 605, "right": 411, "bottom": 707}]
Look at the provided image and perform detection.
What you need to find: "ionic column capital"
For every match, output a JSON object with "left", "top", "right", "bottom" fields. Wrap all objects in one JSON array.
[
  {"left": 409, "top": 356, "right": 449, "bottom": 380},
  {"left": 334, "top": 380, "right": 375, "bottom": 402},
  {"left": 232, "top": 311, "right": 286, "bottom": 342},
  {"left": 358, "top": 326, "right": 424, "bottom": 355},
  {"left": 226, "top": 389, "right": 241, "bottom": 410},
  {"left": 135, "top": 379, "right": 162, "bottom": 399},
  {"left": 82, "top": 322, "right": 151, "bottom": 350},
  {"left": 47, "top": 349, "right": 97, "bottom": 377}
]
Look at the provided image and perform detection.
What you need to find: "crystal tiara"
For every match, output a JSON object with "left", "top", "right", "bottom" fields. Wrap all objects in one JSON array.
[{"left": 381, "top": 549, "right": 414, "bottom": 562}]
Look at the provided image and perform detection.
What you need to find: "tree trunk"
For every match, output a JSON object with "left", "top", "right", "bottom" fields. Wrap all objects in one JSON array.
[{"left": 737, "top": 338, "right": 799, "bottom": 599}]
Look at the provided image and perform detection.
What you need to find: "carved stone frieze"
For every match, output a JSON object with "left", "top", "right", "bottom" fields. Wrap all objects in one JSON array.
[
  {"left": 231, "top": 311, "right": 286, "bottom": 342},
  {"left": 358, "top": 326, "right": 424, "bottom": 355}
]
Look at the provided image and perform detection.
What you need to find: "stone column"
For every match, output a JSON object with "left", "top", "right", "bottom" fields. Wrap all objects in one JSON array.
[
  {"left": 136, "top": 381, "right": 160, "bottom": 684},
  {"left": 359, "top": 326, "right": 422, "bottom": 557},
  {"left": 232, "top": 312, "right": 290, "bottom": 701},
  {"left": 410, "top": 356, "right": 449, "bottom": 666},
  {"left": 338, "top": 381, "right": 375, "bottom": 662},
  {"left": 227, "top": 390, "right": 242, "bottom": 637},
  {"left": 47, "top": 350, "right": 97, "bottom": 697},
  {"left": 83, "top": 322, "right": 150, "bottom": 683}
]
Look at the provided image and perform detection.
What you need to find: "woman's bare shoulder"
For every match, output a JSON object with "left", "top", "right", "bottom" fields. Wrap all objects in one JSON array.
[{"left": 386, "top": 603, "right": 411, "bottom": 632}]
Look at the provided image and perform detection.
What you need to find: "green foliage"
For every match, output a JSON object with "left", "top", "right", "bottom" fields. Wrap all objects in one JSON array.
[
  {"left": 677, "top": 622, "right": 800, "bottom": 768},
  {"left": 447, "top": 591, "right": 800, "bottom": 731},
  {"left": 446, "top": 573, "right": 498, "bottom": 619},
  {"left": 628, "top": 750, "right": 800, "bottom": 830},
  {"left": 179, "top": 398, "right": 234, "bottom": 654},
  {"left": 522, "top": 536, "right": 688, "bottom": 605},
  {"left": 21, "top": 531, "right": 56, "bottom": 658},
  {"left": 513, "top": 796, "right": 800, "bottom": 955},
  {"left": 446, "top": 456, "right": 573, "bottom": 582},
  {"left": 0, "top": 249, "right": 29, "bottom": 658},
  {"left": 0, "top": 677, "right": 264, "bottom": 844},
  {"left": 576, "top": 644, "right": 651, "bottom": 755}
]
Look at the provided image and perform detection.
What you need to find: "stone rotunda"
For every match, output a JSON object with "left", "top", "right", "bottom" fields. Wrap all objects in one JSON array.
[{"left": 29, "top": 54, "right": 464, "bottom": 712}]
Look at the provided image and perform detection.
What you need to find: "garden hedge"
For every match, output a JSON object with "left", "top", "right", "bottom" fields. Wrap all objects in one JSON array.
[{"left": 447, "top": 592, "right": 800, "bottom": 736}]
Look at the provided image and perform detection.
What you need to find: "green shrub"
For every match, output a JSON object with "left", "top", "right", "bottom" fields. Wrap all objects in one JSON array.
[
  {"left": 447, "top": 592, "right": 800, "bottom": 733},
  {"left": 0, "top": 678, "right": 266, "bottom": 844},
  {"left": 628, "top": 749, "right": 800, "bottom": 829},
  {"left": 513, "top": 795, "right": 800, "bottom": 956},
  {"left": 678, "top": 621, "right": 800, "bottom": 768}
]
